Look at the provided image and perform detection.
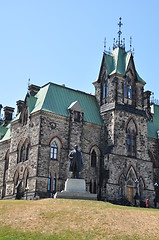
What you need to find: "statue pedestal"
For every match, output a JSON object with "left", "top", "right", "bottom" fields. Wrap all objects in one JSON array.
[{"left": 54, "top": 178, "right": 97, "bottom": 200}]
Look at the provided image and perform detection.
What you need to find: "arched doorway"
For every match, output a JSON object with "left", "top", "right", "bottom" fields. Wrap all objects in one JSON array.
[{"left": 126, "top": 180, "right": 134, "bottom": 202}]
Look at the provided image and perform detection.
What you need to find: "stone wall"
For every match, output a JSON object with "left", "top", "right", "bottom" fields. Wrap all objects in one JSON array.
[
  {"left": 0, "top": 140, "right": 10, "bottom": 198},
  {"left": 36, "top": 111, "right": 102, "bottom": 196}
]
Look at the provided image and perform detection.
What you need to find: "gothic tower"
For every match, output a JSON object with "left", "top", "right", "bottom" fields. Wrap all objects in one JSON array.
[{"left": 94, "top": 18, "right": 154, "bottom": 205}]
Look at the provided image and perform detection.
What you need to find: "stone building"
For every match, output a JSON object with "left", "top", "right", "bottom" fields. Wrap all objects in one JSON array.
[{"left": 0, "top": 19, "right": 159, "bottom": 206}]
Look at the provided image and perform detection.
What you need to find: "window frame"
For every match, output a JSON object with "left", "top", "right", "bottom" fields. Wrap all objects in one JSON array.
[
  {"left": 103, "top": 75, "right": 108, "bottom": 99},
  {"left": 127, "top": 128, "right": 136, "bottom": 157},
  {"left": 124, "top": 76, "right": 132, "bottom": 100},
  {"left": 50, "top": 141, "right": 58, "bottom": 160},
  {"left": 74, "top": 111, "right": 80, "bottom": 122},
  {"left": 91, "top": 149, "right": 97, "bottom": 167}
]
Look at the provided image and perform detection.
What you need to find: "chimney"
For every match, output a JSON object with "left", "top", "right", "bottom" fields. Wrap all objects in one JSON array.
[
  {"left": 29, "top": 84, "right": 40, "bottom": 96},
  {"left": 16, "top": 100, "right": 24, "bottom": 115},
  {"left": 143, "top": 91, "right": 151, "bottom": 110},
  {"left": 3, "top": 106, "right": 14, "bottom": 125}
]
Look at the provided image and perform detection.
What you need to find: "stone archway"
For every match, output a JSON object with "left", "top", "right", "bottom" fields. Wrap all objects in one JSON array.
[{"left": 126, "top": 166, "right": 137, "bottom": 203}]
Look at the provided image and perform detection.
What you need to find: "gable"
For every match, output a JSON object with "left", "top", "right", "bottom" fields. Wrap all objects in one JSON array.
[
  {"left": 99, "top": 48, "right": 145, "bottom": 85},
  {"left": 68, "top": 101, "right": 83, "bottom": 112}
]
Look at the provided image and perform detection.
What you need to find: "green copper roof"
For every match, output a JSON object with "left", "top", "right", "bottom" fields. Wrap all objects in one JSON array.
[
  {"left": 31, "top": 82, "right": 103, "bottom": 126},
  {"left": 27, "top": 95, "right": 37, "bottom": 113},
  {"left": 104, "top": 47, "right": 145, "bottom": 84},
  {"left": 0, "top": 124, "right": 11, "bottom": 143},
  {"left": 147, "top": 104, "right": 159, "bottom": 139},
  {"left": 0, "top": 125, "right": 7, "bottom": 135}
]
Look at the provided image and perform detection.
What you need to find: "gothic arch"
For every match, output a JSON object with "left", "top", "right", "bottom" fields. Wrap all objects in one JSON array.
[
  {"left": 118, "top": 173, "right": 126, "bottom": 184},
  {"left": 49, "top": 136, "right": 62, "bottom": 161},
  {"left": 17, "top": 138, "right": 30, "bottom": 163},
  {"left": 89, "top": 145, "right": 100, "bottom": 168},
  {"left": 126, "top": 165, "right": 137, "bottom": 186},
  {"left": 125, "top": 117, "right": 138, "bottom": 135},
  {"left": 118, "top": 173, "right": 126, "bottom": 197}
]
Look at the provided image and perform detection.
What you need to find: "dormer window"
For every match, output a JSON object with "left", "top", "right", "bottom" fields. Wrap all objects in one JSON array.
[
  {"left": 68, "top": 101, "right": 83, "bottom": 123},
  {"left": 124, "top": 76, "right": 132, "bottom": 99},
  {"left": 103, "top": 76, "right": 108, "bottom": 99}
]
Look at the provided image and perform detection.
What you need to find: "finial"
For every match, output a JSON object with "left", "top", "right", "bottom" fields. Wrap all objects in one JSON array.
[
  {"left": 104, "top": 37, "right": 106, "bottom": 53},
  {"left": 113, "top": 38, "right": 116, "bottom": 50},
  {"left": 27, "top": 78, "right": 30, "bottom": 95},
  {"left": 132, "top": 48, "right": 135, "bottom": 57},
  {"left": 118, "top": 17, "right": 123, "bottom": 47},
  {"left": 130, "top": 36, "right": 132, "bottom": 51}
]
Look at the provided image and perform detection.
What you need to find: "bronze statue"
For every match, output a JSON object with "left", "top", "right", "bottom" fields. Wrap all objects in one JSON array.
[{"left": 69, "top": 145, "right": 83, "bottom": 178}]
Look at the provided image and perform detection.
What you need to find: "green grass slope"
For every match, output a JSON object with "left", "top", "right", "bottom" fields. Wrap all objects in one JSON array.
[{"left": 0, "top": 199, "right": 159, "bottom": 240}]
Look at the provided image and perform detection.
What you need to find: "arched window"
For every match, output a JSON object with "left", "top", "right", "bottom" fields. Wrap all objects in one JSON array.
[
  {"left": 103, "top": 76, "right": 108, "bottom": 99},
  {"left": 126, "top": 119, "right": 137, "bottom": 157},
  {"left": 124, "top": 76, "right": 132, "bottom": 99},
  {"left": 48, "top": 174, "right": 51, "bottom": 191},
  {"left": 127, "top": 129, "right": 130, "bottom": 152},
  {"left": 53, "top": 174, "right": 56, "bottom": 193},
  {"left": 48, "top": 173, "right": 57, "bottom": 193},
  {"left": 91, "top": 150, "right": 96, "bottom": 167},
  {"left": 124, "top": 81, "right": 127, "bottom": 98},
  {"left": 26, "top": 144, "right": 30, "bottom": 161},
  {"left": 50, "top": 141, "right": 58, "bottom": 160},
  {"left": 128, "top": 84, "right": 132, "bottom": 99},
  {"left": 127, "top": 129, "right": 136, "bottom": 156},
  {"left": 118, "top": 174, "right": 125, "bottom": 198},
  {"left": 20, "top": 145, "right": 25, "bottom": 162}
]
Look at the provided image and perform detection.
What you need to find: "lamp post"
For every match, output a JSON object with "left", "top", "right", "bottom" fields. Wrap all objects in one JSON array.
[
  {"left": 134, "top": 179, "right": 139, "bottom": 206},
  {"left": 154, "top": 182, "right": 158, "bottom": 208},
  {"left": 25, "top": 187, "right": 29, "bottom": 200},
  {"left": 135, "top": 179, "right": 139, "bottom": 195}
]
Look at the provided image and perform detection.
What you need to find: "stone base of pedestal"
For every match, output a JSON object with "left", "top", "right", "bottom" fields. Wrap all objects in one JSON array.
[{"left": 54, "top": 178, "right": 97, "bottom": 200}]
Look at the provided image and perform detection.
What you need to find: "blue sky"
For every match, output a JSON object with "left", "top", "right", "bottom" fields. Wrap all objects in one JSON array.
[{"left": 0, "top": 1, "right": 159, "bottom": 113}]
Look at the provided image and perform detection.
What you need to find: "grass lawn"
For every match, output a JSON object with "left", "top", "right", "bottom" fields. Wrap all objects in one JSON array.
[{"left": 0, "top": 199, "right": 159, "bottom": 240}]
